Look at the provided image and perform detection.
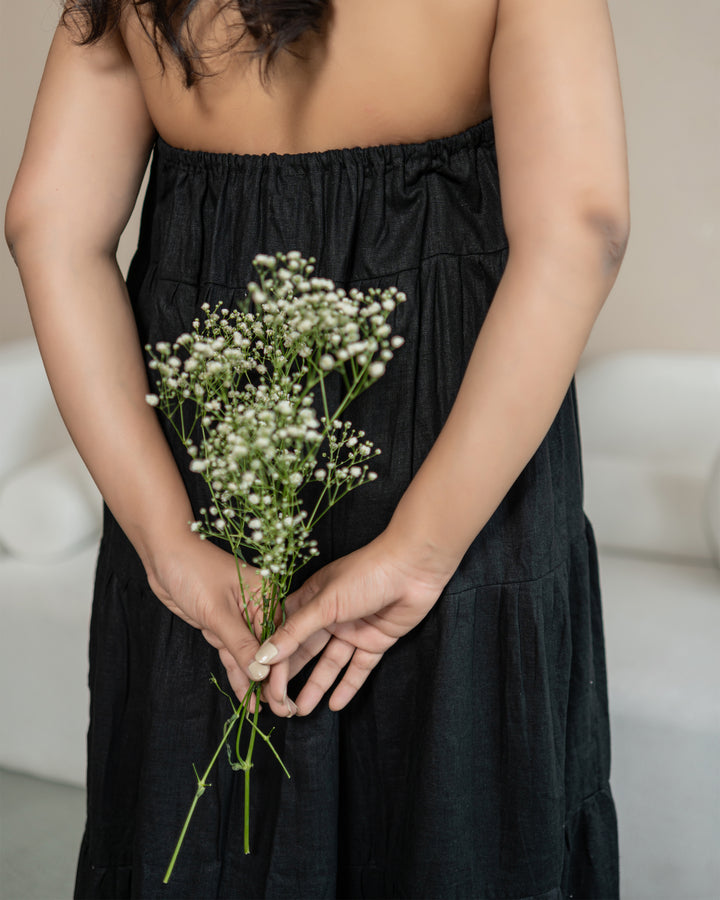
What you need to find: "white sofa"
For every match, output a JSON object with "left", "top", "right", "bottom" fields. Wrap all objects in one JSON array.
[{"left": 0, "top": 339, "right": 102, "bottom": 787}]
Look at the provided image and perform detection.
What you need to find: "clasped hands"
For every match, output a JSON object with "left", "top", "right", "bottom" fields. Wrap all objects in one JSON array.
[{"left": 147, "top": 528, "right": 457, "bottom": 719}]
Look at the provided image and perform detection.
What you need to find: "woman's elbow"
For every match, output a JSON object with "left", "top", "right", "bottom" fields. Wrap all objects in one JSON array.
[
  {"left": 584, "top": 207, "right": 630, "bottom": 274},
  {"left": 509, "top": 206, "right": 630, "bottom": 281},
  {"left": 5, "top": 188, "right": 115, "bottom": 269},
  {"left": 4, "top": 182, "right": 53, "bottom": 267},
  {"left": 5, "top": 187, "right": 29, "bottom": 266}
]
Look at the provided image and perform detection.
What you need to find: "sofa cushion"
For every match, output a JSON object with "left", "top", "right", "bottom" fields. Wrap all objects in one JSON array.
[
  {"left": 0, "top": 447, "right": 101, "bottom": 562},
  {"left": 583, "top": 455, "right": 714, "bottom": 562},
  {"left": 576, "top": 352, "right": 720, "bottom": 562}
]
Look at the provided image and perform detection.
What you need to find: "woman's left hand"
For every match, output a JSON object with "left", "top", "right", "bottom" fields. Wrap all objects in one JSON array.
[{"left": 253, "top": 531, "right": 458, "bottom": 717}]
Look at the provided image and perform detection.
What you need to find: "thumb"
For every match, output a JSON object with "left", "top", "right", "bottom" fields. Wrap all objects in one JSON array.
[
  {"left": 254, "top": 584, "right": 337, "bottom": 665},
  {"left": 212, "top": 605, "right": 264, "bottom": 681}
]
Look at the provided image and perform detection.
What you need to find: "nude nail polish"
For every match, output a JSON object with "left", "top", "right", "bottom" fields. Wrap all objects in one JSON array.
[
  {"left": 255, "top": 640, "right": 279, "bottom": 664},
  {"left": 284, "top": 693, "right": 298, "bottom": 717},
  {"left": 248, "top": 660, "right": 270, "bottom": 681}
]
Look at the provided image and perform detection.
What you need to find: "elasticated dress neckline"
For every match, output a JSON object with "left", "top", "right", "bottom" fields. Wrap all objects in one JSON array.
[{"left": 154, "top": 116, "right": 496, "bottom": 173}]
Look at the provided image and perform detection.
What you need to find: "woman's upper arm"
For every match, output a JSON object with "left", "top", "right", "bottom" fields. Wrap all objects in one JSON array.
[
  {"left": 5, "top": 17, "right": 156, "bottom": 256},
  {"left": 488, "top": 0, "right": 630, "bottom": 253}
]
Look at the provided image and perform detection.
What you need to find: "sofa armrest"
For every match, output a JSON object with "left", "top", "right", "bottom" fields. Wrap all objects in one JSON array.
[
  {"left": 576, "top": 351, "right": 720, "bottom": 564},
  {"left": 0, "top": 339, "right": 70, "bottom": 478}
]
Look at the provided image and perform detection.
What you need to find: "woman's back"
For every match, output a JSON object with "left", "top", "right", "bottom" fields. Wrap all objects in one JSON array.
[{"left": 119, "top": 0, "right": 497, "bottom": 154}]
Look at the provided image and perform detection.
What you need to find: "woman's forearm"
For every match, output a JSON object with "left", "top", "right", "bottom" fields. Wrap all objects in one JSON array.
[
  {"left": 384, "top": 222, "right": 627, "bottom": 577},
  {"left": 11, "top": 234, "right": 195, "bottom": 575}
]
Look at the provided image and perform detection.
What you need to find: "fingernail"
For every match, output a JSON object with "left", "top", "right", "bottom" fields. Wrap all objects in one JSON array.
[
  {"left": 255, "top": 640, "right": 279, "bottom": 664},
  {"left": 284, "top": 692, "right": 298, "bottom": 717},
  {"left": 248, "top": 660, "right": 270, "bottom": 681}
]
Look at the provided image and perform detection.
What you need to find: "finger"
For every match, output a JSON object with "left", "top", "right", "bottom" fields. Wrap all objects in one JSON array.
[
  {"left": 282, "top": 574, "right": 318, "bottom": 616},
  {"left": 201, "top": 628, "right": 224, "bottom": 651},
  {"left": 326, "top": 618, "right": 398, "bottom": 655},
  {"left": 218, "top": 646, "right": 259, "bottom": 711},
  {"left": 206, "top": 603, "right": 266, "bottom": 685},
  {"left": 262, "top": 660, "right": 298, "bottom": 718},
  {"left": 327, "top": 648, "right": 384, "bottom": 712},
  {"left": 293, "top": 638, "right": 356, "bottom": 715},
  {"left": 261, "top": 625, "right": 331, "bottom": 706},
  {"left": 258, "top": 627, "right": 333, "bottom": 716},
  {"left": 287, "top": 628, "right": 333, "bottom": 681},
  {"left": 254, "top": 589, "right": 337, "bottom": 665}
]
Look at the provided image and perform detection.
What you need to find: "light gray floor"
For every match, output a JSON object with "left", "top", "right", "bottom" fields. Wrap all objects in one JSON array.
[
  {"left": 599, "top": 551, "right": 720, "bottom": 900},
  {"left": 611, "top": 715, "right": 719, "bottom": 900},
  {"left": 1, "top": 768, "right": 84, "bottom": 900}
]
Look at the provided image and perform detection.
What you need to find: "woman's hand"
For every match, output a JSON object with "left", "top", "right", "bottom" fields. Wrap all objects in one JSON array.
[
  {"left": 254, "top": 531, "right": 458, "bottom": 717},
  {"left": 146, "top": 534, "right": 268, "bottom": 709}
]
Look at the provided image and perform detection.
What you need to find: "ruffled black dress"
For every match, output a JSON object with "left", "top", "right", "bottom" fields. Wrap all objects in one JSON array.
[{"left": 74, "top": 118, "right": 619, "bottom": 899}]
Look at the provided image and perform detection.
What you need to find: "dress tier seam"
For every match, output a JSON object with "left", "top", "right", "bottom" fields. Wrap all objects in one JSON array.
[
  {"left": 149, "top": 246, "right": 510, "bottom": 294},
  {"left": 96, "top": 522, "right": 592, "bottom": 598}
]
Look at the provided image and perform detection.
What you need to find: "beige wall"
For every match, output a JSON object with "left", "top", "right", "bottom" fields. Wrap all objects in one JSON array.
[
  {"left": 1, "top": 0, "right": 143, "bottom": 343},
  {"left": 1, "top": 0, "right": 52, "bottom": 343},
  {"left": 2, "top": 0, "right": 718, "bottom": 356},
  {"left": 585, "top": 0, "right": 720, "bottom": 359}
]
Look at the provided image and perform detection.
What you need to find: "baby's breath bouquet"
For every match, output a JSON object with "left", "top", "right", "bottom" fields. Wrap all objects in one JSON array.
[{"left": 145, "top": 252, "right": 405, "bottom": 880}]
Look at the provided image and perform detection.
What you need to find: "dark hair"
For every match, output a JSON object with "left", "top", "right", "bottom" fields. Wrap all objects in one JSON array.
[{"left": 61, "top": 1, "right": 329, "bottom": 87}]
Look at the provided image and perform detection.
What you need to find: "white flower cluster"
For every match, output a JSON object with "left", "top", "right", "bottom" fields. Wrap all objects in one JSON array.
[
  {"left": 314, "top": 416, "right": 379, "bottom": 498},
  {"left": 189, "top": 381, "right": 325, "bottom": 576},
  {"left": 246, "top": 251, "right": 406, "bottom": 389},
  {"left": 144, "top": 251, "right": 403, "bottom": 597}
]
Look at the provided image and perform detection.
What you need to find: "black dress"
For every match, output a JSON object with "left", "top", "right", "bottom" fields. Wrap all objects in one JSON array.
[{"left": 74, "top": 118, "right": 619, "bottom": 899}]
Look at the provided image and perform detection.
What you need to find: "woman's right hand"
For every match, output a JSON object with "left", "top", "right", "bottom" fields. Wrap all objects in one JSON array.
[{"left": 145, "top": 534, "right": 267, "bottom": 708}]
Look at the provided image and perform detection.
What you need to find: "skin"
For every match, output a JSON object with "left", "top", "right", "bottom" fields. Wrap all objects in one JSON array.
[{"left": 5, "top": 0, "right": 629, "bottom": 720}]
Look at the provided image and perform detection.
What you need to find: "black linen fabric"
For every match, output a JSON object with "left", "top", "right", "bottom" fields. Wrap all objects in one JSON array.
[{"left": 74, "top": 117, "right": 619, "bottom": 899}]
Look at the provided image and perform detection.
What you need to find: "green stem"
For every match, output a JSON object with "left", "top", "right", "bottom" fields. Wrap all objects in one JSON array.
[
  {"left": 243, "top": 687, "right": 261, "bottom": 854},
  {"left": 163, "top": 700, "right": 246, "bottom": 884},
  {"left": 233, "top": 551, "right": 255, "bottom": 631},
  {"left": 246, "top": 716, "right": 291, "bottom": 779},
  {"left": 318, "top": 371, "right": 332, "bottom": 429}
]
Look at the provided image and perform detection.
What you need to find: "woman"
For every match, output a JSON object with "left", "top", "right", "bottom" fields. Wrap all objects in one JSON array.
[{"left": 5, "top": 1, "right": 629, "bottom": 897}]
